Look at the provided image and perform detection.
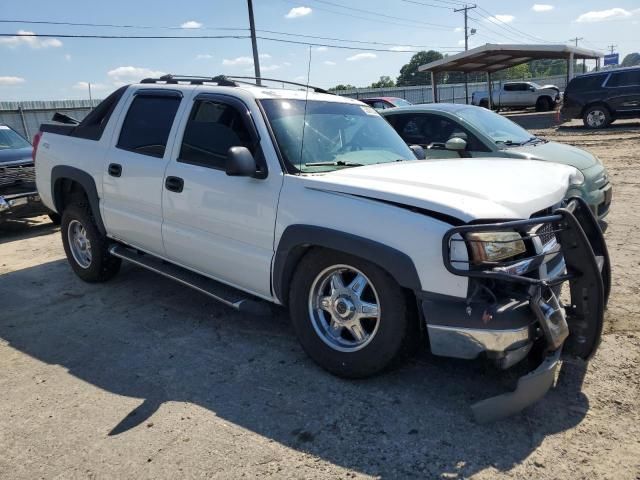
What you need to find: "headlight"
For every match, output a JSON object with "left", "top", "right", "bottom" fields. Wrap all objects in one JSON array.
[
  {"left": 569, "top": 169, "right": 585, "bottom": 186},
  {"left": 466, "top": 231, "right": 526, "bottom": 264}
]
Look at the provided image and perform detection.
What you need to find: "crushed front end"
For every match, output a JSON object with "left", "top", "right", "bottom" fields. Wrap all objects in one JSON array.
[
  {"left": 0, "top": 161, "right": 46, "bottom": 222},
  {"left": 424, "top": 198, "right": 610, "bottom": 422}
]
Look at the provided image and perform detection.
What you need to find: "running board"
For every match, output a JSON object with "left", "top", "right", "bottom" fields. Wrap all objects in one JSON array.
[{"left": 109, "top": 244, "right": 271, "bottom": 315}]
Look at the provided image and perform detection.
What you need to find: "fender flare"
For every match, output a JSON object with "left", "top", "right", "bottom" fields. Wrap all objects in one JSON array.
[
  {"left": 51, "top": 165, "right": 106, "bottom": 234},
  {"left": 272, "top": 224, "right": 421, "bottom": 303}
]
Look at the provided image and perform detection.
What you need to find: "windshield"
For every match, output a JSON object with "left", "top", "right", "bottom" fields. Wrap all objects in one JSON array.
[
  {"left": 456, "top": 107, "right": 533, "bottom": 145},
  {"left": 0, "top": 126, "right": 31, "bottom": 150},
  {"left": 391, "top": 98, "right": 412, "bottom": 107},
  {"left": 260, "top": 99, "right": 414, "bottom": 173}
]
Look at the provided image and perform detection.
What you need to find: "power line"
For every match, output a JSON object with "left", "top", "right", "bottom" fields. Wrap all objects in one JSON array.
[
  {"left": 291, "top": 0, "right": 456, "bottom": 30},
  {"left": 473, "top": 6, "right": 555, "bottom": 44},
  {"left": 0, "top": 32, "right": 462, "bottom": 53},
  {"left": 607, "top": 44, "right": 617, "bottom": 54},
  {"left": 399, "top": 0, "right": 457, "bottom": 10},
  {"left": 0, "top": 19, "right": 247, "bottom": 31},
  {"left": 569, "top": 37, "right": 583, "bottom": 47}
]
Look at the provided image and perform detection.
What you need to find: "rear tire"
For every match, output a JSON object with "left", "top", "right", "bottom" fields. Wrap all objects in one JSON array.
[
  {"left": 583, "top": 105, "right": 611, "bottom": 129},
  {"left": 61, "top": 203, "right": 121, "bottom": 282},
  {"left": 48, "top": 212, "right": 61, "bottom": 225},
  {"left": 289, "top": 249, "right": 413, "bottom": 379}
]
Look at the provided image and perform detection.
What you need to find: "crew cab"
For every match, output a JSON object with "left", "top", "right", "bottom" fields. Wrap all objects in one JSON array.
[
  {"left": 472, "top": 81, "right": 561, "bottom": 111},
  {"left": 34, "top": 75, "right": 610, "bottom": 422}
]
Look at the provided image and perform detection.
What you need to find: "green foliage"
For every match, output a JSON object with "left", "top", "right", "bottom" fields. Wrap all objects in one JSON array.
[
  {"left": 369, "top": 76, "right": 395, "bottom": 88},
  {"left": 329, "top": 84, "right": 357, "bottom": 91},
  {"left": 621, "top": 53, "right": 640, "bottom": 67},
  {"left": 396, "top": 50, "right": 443, "bottom": 86}
]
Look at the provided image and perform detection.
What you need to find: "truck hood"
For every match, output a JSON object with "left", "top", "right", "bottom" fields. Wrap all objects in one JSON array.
[
  {"left": 0, "top": 147, "right": 32, "bottom": 166},
  {"left": 504, "top": 141, "right": 599, "bottom": 170},
  {"left": 304, "top": 159, "right": 575, "bottom": 223}
]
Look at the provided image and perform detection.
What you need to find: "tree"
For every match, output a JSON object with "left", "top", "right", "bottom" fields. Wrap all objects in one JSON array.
[
  {"left": 397, "top": 50, "right": 443, "bottom": 86},
  {"left": 621, "top": 52, "right": 640, "bottom": 67},
  {"left": 329, "top": 84, "right": 357, "bottom": 91},
  {"left": 369, "top": 76, "right": 395, "bottom": 88}
]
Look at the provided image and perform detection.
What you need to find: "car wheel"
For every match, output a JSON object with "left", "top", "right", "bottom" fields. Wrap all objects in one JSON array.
[
  {"left": 61, "top": 203, "right": 121, "bottom": 282},
  {"left": 583, "top": 105, "right": 611, "bottom": 129},
  {"left": 289, "top": 249, "right": 413, "bottom": 378},
  {"left": 479, "top": 100, "right": 489, "bottom": 109},
  {"left": 536, "top": 97, "right": 552, "bottom": 112}
]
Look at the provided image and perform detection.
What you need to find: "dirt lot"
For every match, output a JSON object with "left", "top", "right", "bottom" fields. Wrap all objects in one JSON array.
[{"left": 1, "top": 120, "right": 639, "bottom": 479}]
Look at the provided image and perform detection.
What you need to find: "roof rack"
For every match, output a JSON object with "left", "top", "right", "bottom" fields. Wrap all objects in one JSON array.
[{"left": 139, "top": 74, "right": 332, "bottom": 94}]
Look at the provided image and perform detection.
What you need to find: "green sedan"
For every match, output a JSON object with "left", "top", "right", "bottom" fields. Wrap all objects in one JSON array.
[{"left": 381, "top": 103, "right": 612, "bottom": 220}]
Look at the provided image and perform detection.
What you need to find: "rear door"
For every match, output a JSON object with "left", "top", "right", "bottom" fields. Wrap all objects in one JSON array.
[
  {"left": 161, "top": 93, "right": 282, "bottom": 298},
  {"left": 101, "top": 89, "right": 183, "bottom": 255},
  {"left": 603, "top": 70, "right": 640, "bottom": 115}
]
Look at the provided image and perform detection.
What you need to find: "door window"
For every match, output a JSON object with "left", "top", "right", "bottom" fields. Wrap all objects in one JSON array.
[
  {"left": 606, "top": 70, "right": 640, "bottom": 88},
  {"left": 371, "top": 101, "right": 389, "bottom": 110},
  {"left": 178, "top": 100, "right": 255, "bottom": 169},
  {"left": 117, "top": 94, "right": 181, "bottom": 158}
]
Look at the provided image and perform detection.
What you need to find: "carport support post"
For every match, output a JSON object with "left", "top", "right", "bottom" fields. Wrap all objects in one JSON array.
[
  {"left": 487, "top": 71, "right": 493, "bottom": 110},
  {"left": 18, "top": 106, "right": 29, "bottom": 139},
  {"left": 567, "top": 52, "right": 575, "bottom": 85},
  {"left": 431, "top": 71, "right": 437, "bottom": 103}
]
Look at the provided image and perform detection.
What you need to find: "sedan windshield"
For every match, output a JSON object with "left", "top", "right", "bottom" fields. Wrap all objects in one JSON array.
[
  {"left": 260, "top": 99, "right": 415, "bottom": 173},
  {"left": 0, "top": 126, "right": 31, "bottom": 150},
  {"left": 456, "top": 107, "right": 533, "bottom": 146},
  {"left": 391, "top": 98, "right": 412, "bottom": 107}
]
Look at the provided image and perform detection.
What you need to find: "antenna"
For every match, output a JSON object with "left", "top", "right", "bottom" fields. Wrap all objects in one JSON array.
[{"left": 297, "top": 45, "right": 313, "bottom": 174}]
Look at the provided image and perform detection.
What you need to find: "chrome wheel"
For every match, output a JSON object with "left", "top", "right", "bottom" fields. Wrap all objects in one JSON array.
[
  {"left": 308, "top": 265, "right": 381, "bottom": 352},
  {"left": 68, "top": 219, "right": 92, "bottom": 269},
  {"left": 586, "top": 109, "right": 606, "bottom": 128}
]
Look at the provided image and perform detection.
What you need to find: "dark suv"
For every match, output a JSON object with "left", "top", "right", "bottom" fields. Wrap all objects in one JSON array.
[{"left": 561, "top": 67, "right": 640, "bottom": 129}]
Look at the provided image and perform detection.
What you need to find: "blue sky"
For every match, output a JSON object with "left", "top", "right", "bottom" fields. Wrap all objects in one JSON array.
[{"left": 1, "top": 0, "right": 639, "bottom": 100}]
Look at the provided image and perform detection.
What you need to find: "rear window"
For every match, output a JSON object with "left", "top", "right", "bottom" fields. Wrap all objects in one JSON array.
[
  {"left": 567, "top": 75, "right": 607, "bottom": 93},
  {"left": 606, "top": 70, "right": 640, "bottom": 88},
  {"left": 72, "top": 86, "right": 128, "bottom": 141},
  {"left": 117, "top": 94, "right": 181, "bottom": 158}
]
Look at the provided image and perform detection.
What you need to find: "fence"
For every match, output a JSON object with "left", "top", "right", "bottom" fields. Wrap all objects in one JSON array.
[
  {"left": 0, "top": 99, "right": 101, "bottom": 139},
  {"left": 335, "top": 74, "right": 567, "bottom": 104},
  {"left": 1, "top": 74, "right": 568, "bottom": 139}
]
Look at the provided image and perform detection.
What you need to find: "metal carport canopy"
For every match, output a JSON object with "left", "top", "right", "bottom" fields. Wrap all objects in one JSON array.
[{"left": 418, "top": 43, "right": 604, "bottom": 105}]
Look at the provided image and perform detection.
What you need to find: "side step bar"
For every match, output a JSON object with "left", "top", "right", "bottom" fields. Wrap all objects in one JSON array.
[{"left": 109, "top": 244, "right": 272, "bottom": 316}]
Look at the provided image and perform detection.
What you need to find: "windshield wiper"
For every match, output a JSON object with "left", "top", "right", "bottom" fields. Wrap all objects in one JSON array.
[
  {"left": 495, "top": 140, "right": 522, "bottom": 146},
  {"left": 304, "top": 160, "right": 364, "bottom": 167}
]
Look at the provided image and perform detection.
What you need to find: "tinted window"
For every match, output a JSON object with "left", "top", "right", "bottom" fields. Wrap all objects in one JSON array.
[
  {"left": 504, "top": 84, "right": 526, "bottom": 92},
  {"left": 606, "top": 70, "right": 640, "bottom": 88},
  {"left": 179, "top": 100, "right": 254, "bottom": 169},
  {"left": 117, "top": 95, "right": 180, "bottom": 158},
  {"left": 72, "top": 85, "right": 128, "bottom": 141},
  {"left": 568, "top": 75, "right": 607, "bottom": 93},
  {"left": 371, "top": 101, "right": 389, "bottom": 110}
]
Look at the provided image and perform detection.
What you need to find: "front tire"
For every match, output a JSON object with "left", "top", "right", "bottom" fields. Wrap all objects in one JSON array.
[
  {"left": 289, "top": 249, "right": 413, "bottom": 378},
  {"left": 61, "top": 203, "right": 121, "bottom": 282},
  {"left": 536, "top": 96, "right": 553, "bottom": 112}
]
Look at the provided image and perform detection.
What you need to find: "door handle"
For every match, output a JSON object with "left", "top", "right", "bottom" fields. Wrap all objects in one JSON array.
[
  {"left": 108, "top": 163, "right": 122, "bottom": 177},
  {"left": 165, "top": 176, "right": 184, "bottom": 193}
]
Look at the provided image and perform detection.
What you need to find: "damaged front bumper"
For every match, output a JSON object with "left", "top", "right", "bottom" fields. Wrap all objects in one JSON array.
[
  {"left": 0, "top": 191, "right": 45, "bottom": 220},
  {"left": 430, "top": 197, "right": 610, "bottom": 422}
]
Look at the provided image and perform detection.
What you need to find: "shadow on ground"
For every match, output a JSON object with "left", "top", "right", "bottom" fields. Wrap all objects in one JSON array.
[
  {"left": 0, "top": 256, "right": 591, "bottom": 478},
  {"left": 0, "top": 216, "right": 58, "bottom": 245}
]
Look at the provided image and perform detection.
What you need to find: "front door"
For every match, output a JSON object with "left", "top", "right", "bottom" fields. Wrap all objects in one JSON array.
[
  {"left": 161, "top": 93, "right": 282, "bottom": 298},
  {"left": 101, "top": 89, "right": 183, "bottom": 255}
]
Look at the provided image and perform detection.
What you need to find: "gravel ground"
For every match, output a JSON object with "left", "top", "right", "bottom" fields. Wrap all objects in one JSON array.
[{"left": 0, "top": 119, "right": 639, "bottom": 479}]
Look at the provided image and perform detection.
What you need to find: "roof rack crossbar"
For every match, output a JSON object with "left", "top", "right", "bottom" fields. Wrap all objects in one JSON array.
[{"left": 225, "top": 76, "right": 333, "bottom": 94}]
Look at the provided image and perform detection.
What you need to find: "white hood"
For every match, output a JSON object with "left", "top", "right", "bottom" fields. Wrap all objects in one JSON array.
[{"left": 303, "top": 159, "right": 575, "bottom": 222}]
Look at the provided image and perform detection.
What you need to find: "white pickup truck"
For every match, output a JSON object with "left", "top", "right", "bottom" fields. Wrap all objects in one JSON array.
[
  {"left": 34, "top": 75, "right": 610, "bottom": 422},
  {"left": 472, "top": 81, "right": 561, "bottom": 111}
]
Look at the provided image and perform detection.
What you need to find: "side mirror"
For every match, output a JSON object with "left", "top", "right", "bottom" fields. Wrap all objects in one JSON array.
[
  {"left": 528, "top": 86, "right": 536, "bottom": 92},
  {"left": 409, "top": 144, "right": 426, "bottom": 160},
  {"left": 226, "top": 146, "right": 257, "bottom": 177},
  {"left": 445, "top": 137, "right": 467, "bottom": 151}
]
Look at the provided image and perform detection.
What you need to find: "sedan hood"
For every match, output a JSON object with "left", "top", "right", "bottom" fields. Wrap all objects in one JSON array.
[
  {"left": 304, "top": 159, "right": 575, "bottom": 223},
  {"left": 506, "top": 141, "right": 599, "bottom": 170},
  {"left": 0, "top": 147, "right": 32, "bottom": 166}
]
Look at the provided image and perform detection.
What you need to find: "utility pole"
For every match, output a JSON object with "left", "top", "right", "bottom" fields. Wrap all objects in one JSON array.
[
  {"left": 88, "top": 82, "right": 92, "bottom": 102},
  {"left": 454, "top": 4, "right": 476, "bottom": 104},
  {"left": 569, "top": 37, "right": 583, "bottom": 47},
  {"left": 607, "top": 44, "right": 617, "bottom": 54},
  {"left": 247, "top": 0, "right": 261, "bottom": 86}
]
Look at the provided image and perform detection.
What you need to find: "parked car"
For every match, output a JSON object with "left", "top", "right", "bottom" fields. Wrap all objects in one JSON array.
[
  {"left": 0, "top": 124, "right": 53, "bottom": 223},
  {"left": 561, "top": 66, "right": 640, "bottom": 129},
  {"left": 360, "top": 96, "right": 412, "bottom": 111},
  {"left": 472, "top": 81, "right": 561, "bottom": 111},
  {"left": 381, "top": 103, "right": 612, "bottom": 221},
  {"left": 34, "top": 75, "right": 609, "bottom": 422}
]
